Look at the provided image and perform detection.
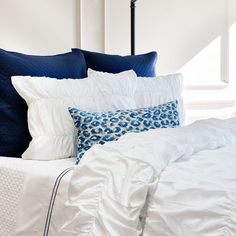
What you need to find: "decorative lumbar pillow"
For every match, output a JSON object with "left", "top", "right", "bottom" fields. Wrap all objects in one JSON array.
[
  {"left": 72, "top": 48, "right": 157, "bottom": 77},
  {"left": 0, "top": 48, "right": 86, "bottom": 158},
  {"left": 11, "top": 70, "right": 137, "bottom": 160},
  {"left": 69, "top": 100, "right": 180, "bottom": 164},
  {"left": 88, "top": 69, "right": 185, "bottom": 125}
]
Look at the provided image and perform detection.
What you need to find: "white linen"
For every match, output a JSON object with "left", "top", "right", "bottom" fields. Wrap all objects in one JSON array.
[
  {"left": 135, "top": 74, "right": 184, "bottom": 125},
  {"left": 144, "top": 143, "right": 236, "bottom": 235},
  {"left": 0, "top": 157, "right": 74, "bottom": 236},
  {"left": 88, "top": 69, "right": 184, "bottom": 125},
  {"left": 59, "top": 118, "right": 236, "bottom": 235},
  {"left": 12, "top": 71, "right": 137, "bottom": 160}
]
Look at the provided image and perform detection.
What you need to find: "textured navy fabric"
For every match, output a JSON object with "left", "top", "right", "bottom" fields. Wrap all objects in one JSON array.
[
  {"left": 72, "top": 49, "right": 157, "bottom": 77},
  {"left": 0, "top": 48, "right": 86, "bottom": 157}
]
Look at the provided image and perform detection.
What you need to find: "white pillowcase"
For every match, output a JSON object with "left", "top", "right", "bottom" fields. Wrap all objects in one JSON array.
[
  {"left": 88, "top": 69, "right": 184, "bottom": 125},
  {"left": 135, "top": 74, "right": 184, "bottom": 125},
  {"left": 12, "top": 70, "right": 137, "bottom": 160},
  {"left": 88, "top": 68, "right": 133, "bottom": 80}
]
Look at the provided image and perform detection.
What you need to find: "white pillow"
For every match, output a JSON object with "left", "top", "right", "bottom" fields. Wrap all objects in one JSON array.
[
  {"left": 88, "top": 69, "right": 184, "bottom": 125},
  {"left": 88, "top": 68, "right": 135, "bottom": 80},
  {"left": 135, "top": 74, "right": 184, "bottom": 125},
  {"left": 12, "top": 70, "right": 137, "bottom": 160}
]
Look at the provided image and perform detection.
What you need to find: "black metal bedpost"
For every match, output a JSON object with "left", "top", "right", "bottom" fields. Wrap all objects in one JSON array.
[{"left": 131, "top": 0, "right": 137, "bottom": 55}]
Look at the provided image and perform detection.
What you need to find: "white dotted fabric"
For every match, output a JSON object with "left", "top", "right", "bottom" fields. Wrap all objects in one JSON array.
[
  {"left": 0, "top": 159, "right": 25, "bottom": 236},
  {"left": 0, "top": 156, "right": 75, "bottom": 236}
]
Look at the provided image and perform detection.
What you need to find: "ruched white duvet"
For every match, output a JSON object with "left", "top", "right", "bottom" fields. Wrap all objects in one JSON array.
[{"left": 59, "top": 118, "right": 236, "bottom": 236}]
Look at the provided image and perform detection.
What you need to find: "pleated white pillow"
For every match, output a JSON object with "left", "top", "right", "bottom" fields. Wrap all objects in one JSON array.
[
  {"left": 135, "top": 74, "right": 184, "bottom": 125},
  {"left": 12, "top": 70, "right": 137, "bottom": 160},
  {"left": 88, "top": 69, "right": 184, "bottom": 125}
]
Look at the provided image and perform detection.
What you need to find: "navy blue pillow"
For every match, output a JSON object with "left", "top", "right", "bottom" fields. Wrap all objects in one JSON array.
[
  {"left": 0, "top": 48, "right": 86, "bottom": 157},
  {"left": 72, "top": 49, "right": 157, "bottom": 77}
]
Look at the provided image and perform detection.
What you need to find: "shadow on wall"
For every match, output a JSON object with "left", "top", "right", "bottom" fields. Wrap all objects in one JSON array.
[{"left": 134, "top": 0, "right": 236, "bottom": 75}]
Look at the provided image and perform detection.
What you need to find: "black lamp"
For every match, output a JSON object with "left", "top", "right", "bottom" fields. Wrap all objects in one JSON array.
[{"left": 131, "top": 0, "right": 138, "bottom": 55}]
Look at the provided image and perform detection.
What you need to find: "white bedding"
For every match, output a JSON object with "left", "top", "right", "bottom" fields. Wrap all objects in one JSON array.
[
  {"left": 0, "top": 157, "right": 75, "bottom": 236},
  {"left": 1, "top": 118, "right": 236, "bottom": 236},
  {"left": 59, "top": 118, "right": 236, "bottom": 235},
  {"left": 147, "top": 143, "right": 236, "bottom": 235}
]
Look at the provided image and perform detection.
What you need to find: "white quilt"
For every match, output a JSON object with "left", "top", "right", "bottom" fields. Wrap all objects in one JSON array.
[
  {"left": 0, "top": 157, "right": 74, "bottom": 236},
  {"left": 59, "top": 118, "right": 236, "bottom": 235}
]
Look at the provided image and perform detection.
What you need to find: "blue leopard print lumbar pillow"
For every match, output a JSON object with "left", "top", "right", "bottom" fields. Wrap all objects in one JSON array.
[{"left": 69, "top": 100, "right": 180, "bottom": 164}]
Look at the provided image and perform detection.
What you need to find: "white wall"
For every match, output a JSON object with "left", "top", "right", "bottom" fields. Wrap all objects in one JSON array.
[
  {"left": 105, "top": 0, "right": 129, "bottom": 55},
  {"left": 105, "top": 0, "right": 226, "bottom": 74},
  {"left": 78, "top": 0, "right": 106, "bottom": 52},
  {"left": 80, "top": 0, "right": 234, "bottom": 82},
  {"left": 1, "top": 0, "right": 236, "bottom": 122},
  {"left": 0, "top": 0, "right": 77, "bottom": 55},
  {"left": 1, "top": 0, "right": 234, "bottom": 70}
]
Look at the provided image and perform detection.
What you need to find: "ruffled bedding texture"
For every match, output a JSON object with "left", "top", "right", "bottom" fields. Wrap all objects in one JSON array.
[
  {"left": 58, "top": 118, "right": 236, "bottom": 236},
  {"left": 1, "top": 118, "right": 236, "bottom": 236}
]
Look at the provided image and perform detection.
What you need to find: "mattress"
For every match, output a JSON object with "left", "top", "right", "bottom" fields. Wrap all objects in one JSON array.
[{"left": 0, "top": 157, "right": 75, "bottom": 236}]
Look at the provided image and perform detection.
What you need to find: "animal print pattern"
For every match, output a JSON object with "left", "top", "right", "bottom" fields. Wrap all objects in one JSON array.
[{"left": 69, "top": 100, "right": 180, "bottom": 164}]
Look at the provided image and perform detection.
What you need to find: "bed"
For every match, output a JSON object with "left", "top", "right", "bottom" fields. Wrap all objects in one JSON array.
[
  {"left": 1, "top": 118, "right": 236, "bottom": 236},
  {"left": 0, "top": 47, "right": 236, "bottom": 235}
]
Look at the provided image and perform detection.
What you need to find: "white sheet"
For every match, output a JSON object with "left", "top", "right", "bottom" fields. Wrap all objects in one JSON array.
[
  {"left": 0, "top": 157, "right": 75, "bottom": 236},
  {"left": 59, "top": 118, "right": 236, "bottom": 235}
]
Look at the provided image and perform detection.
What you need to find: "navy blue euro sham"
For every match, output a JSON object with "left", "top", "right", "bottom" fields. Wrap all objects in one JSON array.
[
  {"left": 0, "top": 48, "right": 86, "bottom": 157},
  {"left": 72, "top": 49, "right": 157, "bottom": 77}
]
